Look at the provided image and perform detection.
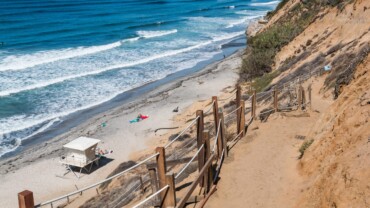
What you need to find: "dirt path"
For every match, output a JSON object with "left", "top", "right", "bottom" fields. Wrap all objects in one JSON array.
[{"left": 205, "top": 77, "right": 332, "bottom": 208}]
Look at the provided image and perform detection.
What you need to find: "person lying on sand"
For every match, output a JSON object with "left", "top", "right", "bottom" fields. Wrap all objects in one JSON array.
[{"left": 129, "top": 114, "right": 149, "bottom": 123}]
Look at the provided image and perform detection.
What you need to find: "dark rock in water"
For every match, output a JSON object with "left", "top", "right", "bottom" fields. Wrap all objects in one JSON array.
[{"left": 259, "top": 107, "right": 274, "bottom": 122}]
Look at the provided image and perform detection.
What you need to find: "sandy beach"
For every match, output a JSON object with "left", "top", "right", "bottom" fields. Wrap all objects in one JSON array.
[{"left": 0, "top": 49, "right": 243, "bottom": 207}]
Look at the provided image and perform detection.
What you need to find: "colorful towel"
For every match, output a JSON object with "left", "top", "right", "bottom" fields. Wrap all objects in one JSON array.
[{"left": 129, "top": 115, "right": 149, "bottom": 123}]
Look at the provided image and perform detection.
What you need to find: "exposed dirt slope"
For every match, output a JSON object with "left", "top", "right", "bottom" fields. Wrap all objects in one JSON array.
[
  {"left": 208, "top": 0, "right": 370, "bottom": 207},
  {"left": 297, "top": 54, "right": 370, "bottom": 208},
  {"left": 273, "top": 0, "right": 370, "bottom": 89},
  {"left": 267, "top": 1, "right": 370, "bottom": 207}
]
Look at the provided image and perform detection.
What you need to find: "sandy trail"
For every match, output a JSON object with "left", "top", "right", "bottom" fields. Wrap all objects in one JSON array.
[{"left": 205, "top": 76, "right": 332, "bottom": 208}]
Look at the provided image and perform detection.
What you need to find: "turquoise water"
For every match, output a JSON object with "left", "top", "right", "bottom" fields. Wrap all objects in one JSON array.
[{"left": 0, "top": 0, "right": 279, "bottom": 157}]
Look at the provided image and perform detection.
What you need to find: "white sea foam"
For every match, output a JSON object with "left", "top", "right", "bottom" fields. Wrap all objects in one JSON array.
[
  {"left": 225, "top": 15, "right": 261, "bottom": 28},
  {"left": 0, "top": 117, "right": 61, "bottom": 157},
  {"left": 0, "top": 30, "right": 245, "bottom": 156},
  {"left": 188, "top": 16, "right": 227, "bottom": 24},
  {"left": 136, "top": 29, "right": 178, "bottom": 39},
  {"left": 0, "top": 41, "right": 123, "bottom": 72},
  {"left": 122, "top": 37, "right": 140, "bottom": 42},
  {"left": 235, "top": 10, "right": 267, "bottom": 16},
  {"left": 0, "top": 37, "right": 143, "bottom": 72},
  {"left": 0, "top": 138, "right": 21, "bottom": 158},
  {"left": 0, "top": 31, "right": 244, "bottom": 97},
  {"left": 250, "top": 1, "right": 280, "bottom": 6}
]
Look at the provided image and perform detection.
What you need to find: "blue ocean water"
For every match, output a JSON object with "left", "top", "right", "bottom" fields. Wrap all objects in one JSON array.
[{"left": 0, "top": 0, "right": 279, "bottom": 157}]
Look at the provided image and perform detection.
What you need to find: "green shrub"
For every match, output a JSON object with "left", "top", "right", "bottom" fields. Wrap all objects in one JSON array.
[
  {"left": 299, "top": 139, "right": 314, "bottom": 159},
  {"left": 241, "top": 0, "right": 321, "bottom": 81},
  {"left": 251, "top": 70, "right": 281, "bottom": 92},
  {"left": 266, "top": 0, "right": 290, "bottom": 19}
]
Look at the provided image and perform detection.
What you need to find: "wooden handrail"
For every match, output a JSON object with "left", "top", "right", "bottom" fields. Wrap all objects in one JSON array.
[{"left": 176, "top": 154, "right": 215, "bottom": 208}]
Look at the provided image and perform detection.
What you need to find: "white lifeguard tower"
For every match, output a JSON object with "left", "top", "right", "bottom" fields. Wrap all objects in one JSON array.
[{"left": 61, "top": 137, "right": 101, "bottom": 178}]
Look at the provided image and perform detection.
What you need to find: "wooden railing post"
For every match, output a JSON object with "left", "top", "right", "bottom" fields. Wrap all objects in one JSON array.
[
  {"left": 252, "top": 90, "right": 257, "bottom": 119},
  {"left": 239, "top": 100, "right": 246, "bottom": 137},
  {"left": 139, "top": 176, "right": 145, "bottom": 194},
  {"left": 156, "top": 147, "right": 167, "bottom": 205},
  {"left": 176, "top": 154, "right": 215, "bottom": 208},
  {"left": 308, "top": 84, "right": 312, "bottom": 110},
  {"left": 18, "top": 190, "right": 34, "bottom": 208},
  {"left": 196, "top": 110, "right": 204, "bottom": 187},
  {"left": 298, "top": 85, "right": 303, "bottom": 111},
  {"left": 273, "top": 87, "right": 278, "bottom": 112},
  {"left": 202, "top": 130, "right": 212, "bottom": 195},
  {"left": 302, "top": 87, "right": 306, "bottom": 109},
  {"left": 216, "top": 107, "right": 223, "bottom": 160},
  {"left": 148, "top": 168, "right": 159, "bottom": 200},
  {"left": 212, "top": 96, "right": 221, "bottom": 158},
  {"left": 236, "top": 85, "right": 241, "bottom": 135},
  {"left": 164, "top": 173, "right": 176, "bottom": 207},
  {"left": 289, "top": 87, "right": 294, "bottom": 107},
  {"left": 218, "top": 110, "right": 228, "bottom": 157}
]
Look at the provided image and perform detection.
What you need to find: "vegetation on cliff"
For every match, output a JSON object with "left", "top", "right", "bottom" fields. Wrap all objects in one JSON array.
[{"left": 240, "top": 0, "right": 359, "bottom": 92}]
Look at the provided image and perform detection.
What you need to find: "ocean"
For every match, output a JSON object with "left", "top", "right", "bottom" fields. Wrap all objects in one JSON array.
[{"left": 0, "top": 0, "right": 279, "bottom": 157}]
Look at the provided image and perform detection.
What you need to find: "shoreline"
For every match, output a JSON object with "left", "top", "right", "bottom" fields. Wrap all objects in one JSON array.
[
  {"left": 0, "top": 37, "right": 244, "bottom": 207},
  {"left": 1, "top": 35, "right": 246, "bottom": 160}
]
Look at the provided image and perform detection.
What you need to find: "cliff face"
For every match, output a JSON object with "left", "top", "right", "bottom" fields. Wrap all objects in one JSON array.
[
  {"left": 272, "top": 0, "right": 370, "bottom": 94},
  {"left": 243, "top": 0, "right": 370, "bottom": 207},
  {"left": 298, "top": 53, "right": 370, "bottom": 208},
  {"left": 269, "top": 1, "right": 370, "bottom": 207}
]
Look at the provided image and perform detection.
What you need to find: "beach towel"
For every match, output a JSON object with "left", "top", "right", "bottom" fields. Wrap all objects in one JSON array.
[{"left": 129, "top": 115, "right": 149, "bottom": 123}]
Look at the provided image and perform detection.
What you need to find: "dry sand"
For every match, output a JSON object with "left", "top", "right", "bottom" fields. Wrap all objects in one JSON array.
[
  {"left": 205, "top": 75, "right": 333, "bottom": 208},
  {"left": 0, "top": 51, "right": 243, "bottom": 208}
]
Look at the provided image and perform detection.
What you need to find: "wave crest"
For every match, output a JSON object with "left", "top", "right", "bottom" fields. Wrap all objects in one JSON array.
[
  {"left": 136, "top": 29, "right": 178, "bottom": 39},
  {"left": 0, "top": 41, "right": 122, "bottom": 72},
  {"left": 0, "top": 31, "right": 244, "bottom": 97},
  {"left": 250, "top": 1, "right": 280, "bottom": 6}
]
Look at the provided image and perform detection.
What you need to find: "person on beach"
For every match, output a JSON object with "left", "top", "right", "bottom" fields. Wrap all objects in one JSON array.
[{"left": 129, "top": 114, "right": 149, "bottom": 123}]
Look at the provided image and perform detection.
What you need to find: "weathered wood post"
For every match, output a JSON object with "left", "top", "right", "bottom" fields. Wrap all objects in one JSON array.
[
  {"left": 196, "top": 110, "right": 205, "bottom": 187},
  {"left": 164, "top": 173, "right": 176, "bottom": 207},
  {"left": 302, "top": 87, "right": 306, "bottom": 109},
  {"left": 252, "top": 90, "right": 257, "bottom": 119},
  {"left": 289, "top": 87, "right": 294, "bottom": 107},
  {"left": 212, "top": 96, "right": 221, "bottom": 158},
  {"left": 156, "top": 147, "right": 167, "bottom": 204},
  {"left": 202, "top": 130, "right": 212, "bottom": 195},
  {"left": 239, "top": 100, "right": 246, "bottom": 137},
  {"left": 236, "top": 85, "right": 242, "bottom": 135},
  {"left": 148, "top": 168, "right": 159, "bottom": 197},
  {"left": 218, "top": 110, "right": 228, "bottom": 157},
  {"left": 139, "top": 176, "right": 145, "bottom": 194},
  {"left": 273, "top": 87, "right": 278, "bottom": 112},
  {"left": 308, "top": 84, "right": 312, "bottom": 110},
  {"left": 18, "top": 190, "right": 34, "bottom": 208},
  {"left": 298, "top": 86, "right": 303, "bottom": 111},
  {"left": 216, "top": 107, "right": 223, "bottom": 160}
]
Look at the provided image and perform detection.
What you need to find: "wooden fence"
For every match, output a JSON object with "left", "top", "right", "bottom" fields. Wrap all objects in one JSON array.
[{"left": 18, "top": 71, "right": 319, "bottom": 208}]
